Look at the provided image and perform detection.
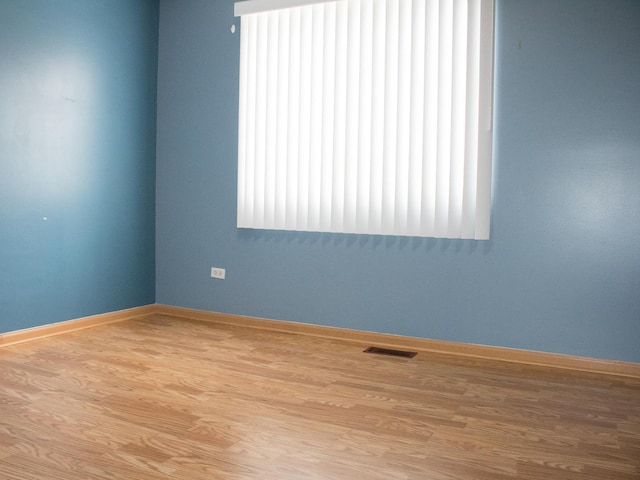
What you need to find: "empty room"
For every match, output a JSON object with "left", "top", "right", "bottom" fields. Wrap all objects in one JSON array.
[{"left": 1, "top": 0, "right": 639, "bottom": 478}]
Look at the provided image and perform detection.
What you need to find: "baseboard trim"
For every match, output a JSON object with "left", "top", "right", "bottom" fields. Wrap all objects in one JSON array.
[
  {"left": 3, "top": 304, "right": 638, "bottom": 378},
  {"left": 155, "top": 305, "right": 640, "bottom": 379},
  {"left": 0, "top": 305, "right": 156, "bottom": 348}
]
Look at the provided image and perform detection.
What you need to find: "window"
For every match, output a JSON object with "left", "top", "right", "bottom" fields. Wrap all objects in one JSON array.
[{"left": 235, "top": 0, "right": 494, "bottom": 239}]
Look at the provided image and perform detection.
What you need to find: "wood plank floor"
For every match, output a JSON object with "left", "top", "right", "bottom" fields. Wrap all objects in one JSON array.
[{"left": 1, "top": 315, "right": 639, "bottom": 479}]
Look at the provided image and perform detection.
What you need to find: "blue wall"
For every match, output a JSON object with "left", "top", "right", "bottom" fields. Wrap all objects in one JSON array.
[
  {"left": 12, "top": 2, "right": 637, "bottom": 366},
  {"left": 156, "top": 0, "right": 640, "bottom": 363},
  {"left": 0, "top": 0, "right": 158, "bottom": 332}
]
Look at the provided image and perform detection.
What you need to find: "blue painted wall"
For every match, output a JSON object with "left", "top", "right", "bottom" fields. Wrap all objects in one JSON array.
[
  {"left": 157, "top": 0, "right": 640, "bottom": 363},
  {"left": 13, "top": 1, "right": 636, "bottom": 365},
  {"left": 0, "top": 0, "right": 158, "bottom": 333}
]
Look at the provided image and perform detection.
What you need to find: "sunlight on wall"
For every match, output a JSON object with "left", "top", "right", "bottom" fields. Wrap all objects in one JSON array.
[
  {"left": 553, "top": 142, "right": 638, "bottom": 246},
  {"left": 33, "top": 58, "right": 94, "bottom": 202},
  {"left": 0, "top": 55, "right": 94, "bottom": 206}
]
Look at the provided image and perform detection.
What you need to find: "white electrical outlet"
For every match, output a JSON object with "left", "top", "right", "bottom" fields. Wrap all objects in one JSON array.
[{"left": 210, "top": 267, "right": 226, "bottom": 280}]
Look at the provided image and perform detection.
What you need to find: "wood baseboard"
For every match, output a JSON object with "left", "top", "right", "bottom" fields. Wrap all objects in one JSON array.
[
  {"left": 154, "top": 304, "right": 640, "bottom": 379},
  {"left": 3, "top": 304, "right": 638, "bottom": 378},
  {"left": 0, "top": 305, "right": 156, "bottom": 348}
]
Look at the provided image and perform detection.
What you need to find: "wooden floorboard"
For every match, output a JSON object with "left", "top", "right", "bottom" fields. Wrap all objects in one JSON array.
[{"left": 1, "top": 315, "right": 639, "bottom": 479}]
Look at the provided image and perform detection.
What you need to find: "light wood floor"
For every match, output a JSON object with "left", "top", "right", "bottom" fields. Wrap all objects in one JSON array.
[{"left": 1, "top": 315, "right": 639, "bottom": 479}]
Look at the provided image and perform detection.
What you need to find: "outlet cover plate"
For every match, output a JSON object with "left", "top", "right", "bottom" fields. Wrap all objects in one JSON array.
[{"left": 211, "top": 267, "right": 226, "bottom": 280}]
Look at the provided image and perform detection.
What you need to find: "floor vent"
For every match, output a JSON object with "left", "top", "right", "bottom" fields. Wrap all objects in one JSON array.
[{"left": 364, "top": 346, "right": 418, "bottom": 358}]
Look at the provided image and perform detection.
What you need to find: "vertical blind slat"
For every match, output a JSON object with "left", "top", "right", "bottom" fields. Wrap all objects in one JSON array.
[
  {"left": 332, "top": 0, "right": 348, "bottom": 232},
  {"left": 407, "top": 0, "right": 425, "bottom": 236}
]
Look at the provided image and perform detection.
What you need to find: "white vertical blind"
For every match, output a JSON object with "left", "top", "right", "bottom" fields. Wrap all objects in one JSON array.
[{"left": 236, "top": 0, "right": 494, "bottom": 239}]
